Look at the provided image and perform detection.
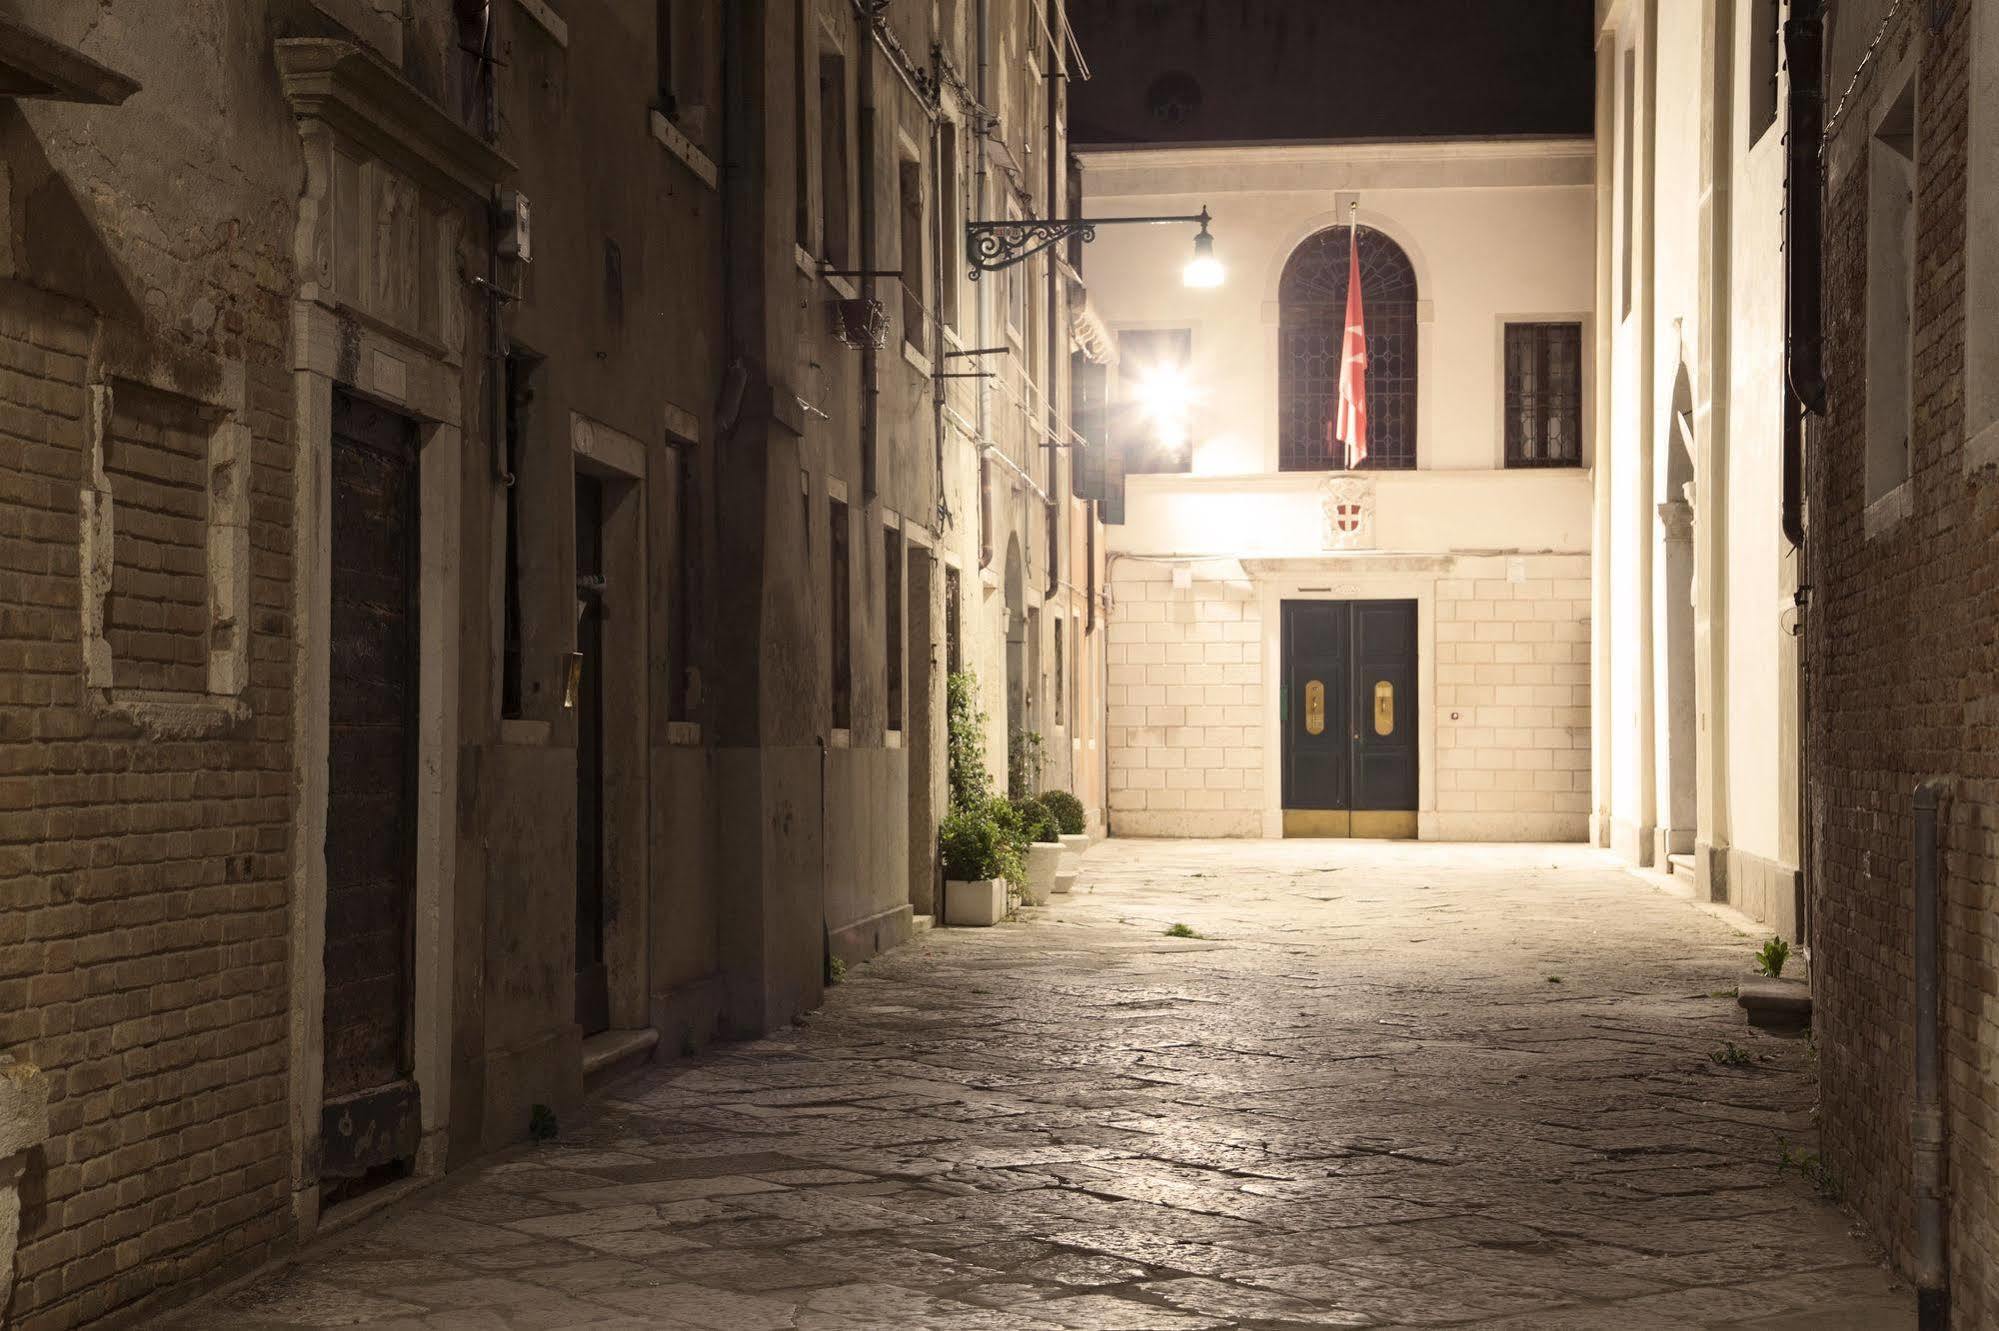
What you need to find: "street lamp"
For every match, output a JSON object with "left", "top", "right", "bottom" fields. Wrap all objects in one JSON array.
[
  {"left": 1182, "top": 220, "right": 1223, "bottom": 289},
  {"left": 965, "top": 206, "right": 1221, "bottom": 287}
]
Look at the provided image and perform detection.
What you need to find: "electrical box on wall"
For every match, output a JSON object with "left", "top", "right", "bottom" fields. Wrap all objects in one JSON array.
[{"left": 499, "top": 192, "right": 531, "bottom": 263}]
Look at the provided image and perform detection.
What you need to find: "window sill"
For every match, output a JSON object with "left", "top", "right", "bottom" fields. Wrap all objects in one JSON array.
[
  {"left": 824, "top": 272, "right": 859, "bottom": 301},
  {"left": 515, "top": 0, "right": 568, "bottom": 46},
  {"left": 794, "top": 244, "right": 818, "bottom": 279},
  {"left": 902, "top": 342, "right": 932, "bottom": 376},
  {"left": 829, "top": 727, "right": 852, "bottom": 749},
  {"left": 665, "top": 721, "right": 701, "bottom": 747},
  {"left": 649, "top": 109, "right": 717, "bottom": 189},
  {"left": 1863, "top": 479, "right": 1913, "bottom": 540},
  {"left": 885, "top": 729, "right": 902, "bottom": 749}
]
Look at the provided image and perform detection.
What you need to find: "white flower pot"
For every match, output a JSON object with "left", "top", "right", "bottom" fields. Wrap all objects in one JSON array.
[
  {"left": 944, "top": 877, "right": 1006, "bottom": 926},
  {"left": 1052, "top": 869, "right": 1078, "bottom": 895},
  {"left": 1059, "top": 833, "right": 1089, "bottom": 867},
  {"left": 1023, "top": 842, "right": 1063, "bottom": 905}
]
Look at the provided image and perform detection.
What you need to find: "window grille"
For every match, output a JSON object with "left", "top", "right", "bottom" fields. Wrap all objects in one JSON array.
[
  {"left": 1277, "top": 225, "right": 1418, "bottom": 472},
  {"left": 1503, "top": 323, "right": 1584, "bottom": 467}
]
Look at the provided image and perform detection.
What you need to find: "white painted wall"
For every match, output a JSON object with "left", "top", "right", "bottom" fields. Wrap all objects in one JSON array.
[{"left": 1596, "top": 0, "right": 1801, "bottom": 927}]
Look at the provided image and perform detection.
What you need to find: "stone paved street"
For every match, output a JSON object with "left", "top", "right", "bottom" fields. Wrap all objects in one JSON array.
[{"left": 177, "top": 841, "right": 1910, "bottom": 1330}]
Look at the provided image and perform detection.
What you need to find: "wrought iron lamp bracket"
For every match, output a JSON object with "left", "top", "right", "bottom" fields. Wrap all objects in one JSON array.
[{"left": 965, "top": 207, "right": 1210, "bottom": 279}]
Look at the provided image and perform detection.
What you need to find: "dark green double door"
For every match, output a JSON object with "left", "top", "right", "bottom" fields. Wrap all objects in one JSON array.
[{"left": 1281, "top": 599, "right": 1418, "bottom": 838}]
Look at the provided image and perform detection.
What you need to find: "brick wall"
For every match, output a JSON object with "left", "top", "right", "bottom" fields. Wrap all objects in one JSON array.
[
  {"left": 102, "top": 383, "right": 213, "bottom": 696},
  {"left": 0, "top": 279, "right": 297, "bottom": 1326},
  {"left": 1807, "top": 5, "right": 1999, "bottom": 1326},
  {"left": 1106, "top": 554, "right": 1590, "bottom": 840}
]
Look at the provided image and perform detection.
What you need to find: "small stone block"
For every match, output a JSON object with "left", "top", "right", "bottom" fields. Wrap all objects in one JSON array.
[{"left": 1737, "top": 978, "right": 1813, "bottom": 1031}]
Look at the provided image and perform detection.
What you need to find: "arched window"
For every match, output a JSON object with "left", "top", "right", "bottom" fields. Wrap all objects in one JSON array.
[{"left": 1277, "top": 225, "right": 1419, "bottom": 471}]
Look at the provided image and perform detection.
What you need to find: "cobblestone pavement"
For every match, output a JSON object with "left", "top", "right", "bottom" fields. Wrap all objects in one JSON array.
[{"left": 179, "top": 840, "right": 1911, "bottom": 1330}]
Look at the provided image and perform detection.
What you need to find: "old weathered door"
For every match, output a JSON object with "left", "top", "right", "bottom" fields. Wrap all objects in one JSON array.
[
  {"left": 1281, "top": 599, "right": 1418, "bottom": 837},
  {"left": 573, "top": 474, "right": 609, "bottom": 1036},
  {"left": 1282, "top": 600, "right": 1352, "bottom": 817},
  {"left": 322, "top": 390, "right": 421, "bottom": 1192}
]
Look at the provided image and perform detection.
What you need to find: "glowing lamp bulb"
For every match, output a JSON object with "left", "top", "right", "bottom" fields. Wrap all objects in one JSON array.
[{"left": 1183, "top": 228, "right": 1224, "bottom": 289}]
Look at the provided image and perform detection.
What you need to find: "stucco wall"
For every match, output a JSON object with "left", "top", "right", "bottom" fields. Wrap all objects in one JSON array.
[{"left": 1595, "top": 0, "right": 1801, "bottom": 923}]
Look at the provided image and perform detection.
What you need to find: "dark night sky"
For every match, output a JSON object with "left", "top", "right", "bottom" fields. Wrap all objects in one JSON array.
[{"left": 1067, "top": 0, "right": 1597, "bottom": 145}]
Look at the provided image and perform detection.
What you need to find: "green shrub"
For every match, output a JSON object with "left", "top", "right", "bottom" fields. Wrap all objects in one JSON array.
[
  {"left": 1037, "top": 790, "right": 1086, "bottom": 836},
  {"left": 940, "top": 807, "right": 1006, "bottom": 881},
  {"left": 1754, "top": 936, "right": 1791, "bottom": 978},
  {"left": 1008, "top": 727, "right": 1045, "bottom": 795},
  {"left": 947, "top": 672, "right": 992, "bottom": 810},
  {"left": 1013, "top": 796, "right": 1059, "bottom": 844}
]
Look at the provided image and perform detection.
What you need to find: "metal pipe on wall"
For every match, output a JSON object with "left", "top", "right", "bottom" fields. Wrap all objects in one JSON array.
[{"left": 1911, "top": 779, "right": 1950, "bottom": 1330}]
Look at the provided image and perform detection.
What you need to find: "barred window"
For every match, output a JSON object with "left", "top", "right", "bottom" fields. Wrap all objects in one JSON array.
[
  {"left": 1503, "top": 322, "right": 1584, "bottom": 467},
  {"left": 1278, "top": 225, "right": 1418, "bottom": 472}
]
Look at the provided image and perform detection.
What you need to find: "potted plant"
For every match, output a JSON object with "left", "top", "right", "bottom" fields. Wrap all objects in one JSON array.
[
  {"left": 1013, "top": 797, "right": 1063, "bottom": 905},
  {"left": 939, "top": 806, "right": 1010, "bottom": 926},
  {"left": 1038, "top": 790, "right": 1089, "bottom": 886}
]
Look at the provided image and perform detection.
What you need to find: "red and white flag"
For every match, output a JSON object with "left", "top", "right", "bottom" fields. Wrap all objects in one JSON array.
[{"left": 1333, "top": 225, "right": 1368, "bottom": 468}]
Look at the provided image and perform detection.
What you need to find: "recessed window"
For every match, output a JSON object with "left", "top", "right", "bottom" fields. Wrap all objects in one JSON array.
[
  {"left": 945, "top": 564, "right": 962, "bottom": 676},
  {"left": 1277, "top": 226, "right": 1418, "bottom": 472},
  {"left": 1503, "top": 323, "right": 1584, "bottom": 467},
  {"left": 819, "top": 49, "right": 851, "bottom": 268},
  {"left": 1620, "top": 47, "right": 1636, "bottom": 321},
  {"left": 884, "top": 526, "right": 903, "bottom": 732},
  {"left": 1118, "top": 327, "right": 1193, "bottom": 476},
  {"left": 668, "top": 443, "right": 696, "bottom": 721},
  {"left": 501, "top": 350, "right": 541, "bottom": 718},
  {"left": 1866, "top": 68, "right": 1918, "bottom": 504},
  {"left": 936, "top": 124, "right": 962, "bottom": 331},
  {"left": 1053, "top": 616, "right": 1065, "bottom": 727},
  {"left": 1749, "top": 0, "right": 1781, "bottom": 143},
  {"left": 899, "top": 155, "right": 926, "bottom": 347},
  {"left": 830, "top": 497, "right": 851, "bottom": 730}
]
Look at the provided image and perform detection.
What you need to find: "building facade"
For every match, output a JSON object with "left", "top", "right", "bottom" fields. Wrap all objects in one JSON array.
[
  {"left": 1808, "top": 0, "right": 1999, "bottom": 1323},
  {"left": 1078, "top": 139, "right": 1597, "bottom": 841},
  {"left": 1592, "top": 0, "right": 1806, "bottom": 937},
  {"left": 0, "top": 0, "right": 1105, "bottom": 1325}
]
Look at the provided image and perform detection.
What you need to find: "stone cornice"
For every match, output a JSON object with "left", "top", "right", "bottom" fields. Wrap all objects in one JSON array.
[
  {"left": 1077, "top": 135, "right": 1595, "bottom": 173},
  {"left": 274, "top": 38, "right": 512, "bottom": 204},
  {"left": 0, "top": 14, "right": 140, "bottom": 104}
]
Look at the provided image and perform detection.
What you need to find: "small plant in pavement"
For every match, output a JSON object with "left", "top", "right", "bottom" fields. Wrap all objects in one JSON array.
[
  {"left": 1709, "top": 1041, "right": 1753, "bottom": 1067},
  {"left": 1754, "top": 936, "right": 1791, "bottom": 978},
  {"left": 1778, "top": 1140, "right": 1842, "bottom": 1200},
  {"left": 1164, "top": 922, "right": 1200, "bottom": 939}
]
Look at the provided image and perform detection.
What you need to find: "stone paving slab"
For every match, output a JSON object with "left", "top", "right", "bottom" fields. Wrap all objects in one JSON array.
[{"left": 170, "top": 840, "right": 1912, "bottom": 1330}]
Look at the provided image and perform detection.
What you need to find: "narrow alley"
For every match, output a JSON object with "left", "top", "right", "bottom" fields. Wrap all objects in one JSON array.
[{"left": 180, "top": 843, "right": 1905, "bottom": 1331}]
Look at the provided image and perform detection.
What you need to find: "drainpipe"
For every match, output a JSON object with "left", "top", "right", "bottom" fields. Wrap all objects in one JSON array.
[{"left": 1912, "top": 778, "right": 1950, "bottom": 1330}]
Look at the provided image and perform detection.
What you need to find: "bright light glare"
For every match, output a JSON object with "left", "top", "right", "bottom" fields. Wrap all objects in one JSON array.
[
  {"left": 1136, "top": 363, "right": 1196, "bottom": 453},
  {"left": 1183, "top": 254, "right": 1225, "bottom": 288},
  {"left": 1183, "top": 228, "right": 1224, "bottom": 288}
]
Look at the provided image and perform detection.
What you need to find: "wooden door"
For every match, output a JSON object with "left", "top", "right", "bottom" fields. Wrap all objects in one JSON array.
[
  {"left": 574, "top": 474, "right": 609, "bottom": 1035},
  {"left": 1282, "top": 599, "right": 1418, "bottom": 837},
  {"left": 1282, "top": 600, "right": 1352, "bottom": 814},
  {"left": 321, "top": 390, "right": 421, "bottom": 1187}
]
